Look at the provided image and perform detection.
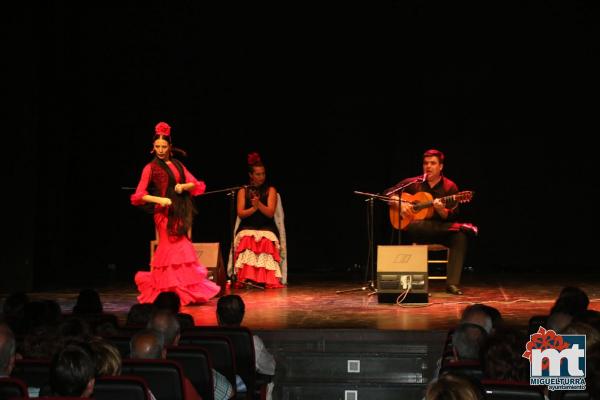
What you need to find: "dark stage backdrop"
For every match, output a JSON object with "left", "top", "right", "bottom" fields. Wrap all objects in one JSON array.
[{"left": 6, "top": 1, "right": 600, "bottom": 290}]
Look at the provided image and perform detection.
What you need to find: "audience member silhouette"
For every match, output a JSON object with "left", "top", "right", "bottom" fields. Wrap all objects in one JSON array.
[
  {"left": 58, "top": 317, "right": 93, "bottom": 341},
  {"left": 147, "top": 310, "right": 233, "bottom": 400},
  {"left": 22, "top": 300, "right": 62, "bottom": 334},
  {"left": 23, "top": 325, "right": 62, "bottom": 359},
  {"left": 126, "top": 303, "right": 155, "bottom": 327},
  {"left": 562, "top": 321, "right": 600, "bottom": 347},
  {"left": 129, "top": 329, "right": 204, "bottom": 400},
  {"left": 460, "top": 304, "right": 494, "bottom": 334},
  {"left": 550, "top": 286, "right": 589, "bottom": 317},
  {"left": 546, "top": 311, "right": 573, "bottom": 332},
  {"left": 49, "top": 342, "right": 96, "bottom": 397},
  {"left": 1, "top": 291, "right": 29, "bottom": 335},
  {"left": 425, "top": 372, "right": 482, "bottom": 400},
  {"left": 480, "top": 326, "right": 529, "bottom": 381},
  {"left": 89, "top": 338, "right": 122, "bottom": 377},
  {"left": 153, "top": 291, "right": 195, "bottom": 329},
  {"left": 574, "top": 309, "right": 600, "bottom": 333},
  {"left": 451, "top": 323, "right": 488, "bottom": 361},
  {"left": 217, "top": 295, "right": 275, "bottom": 398},
  {"left": 0, "top": 325, "right": 16, "bottom": 377},
  {"left": 586, "top": 343, "right": 600, "bottom": 400},
  {"left": 73, "top": 289, "right": 103, "bottom": 314}
]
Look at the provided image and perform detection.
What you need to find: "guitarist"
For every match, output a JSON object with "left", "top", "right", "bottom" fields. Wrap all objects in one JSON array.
[{"left": 385, "top": 149, "right": 468, "bottom": 295}]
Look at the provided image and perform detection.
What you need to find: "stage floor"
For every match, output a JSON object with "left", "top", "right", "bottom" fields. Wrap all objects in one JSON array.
[{"left": 19, "top": 272, "right": 600, "bottom": 331}]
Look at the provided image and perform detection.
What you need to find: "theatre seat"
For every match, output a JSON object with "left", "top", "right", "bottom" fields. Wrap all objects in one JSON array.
[
  {"left": 93, "top": 375, "right": 151, "bottom": 400},
  {"left": 121, "top": 359, "right": 185, "bottom": 400},
  {"left": 0, "top": 376, "right": 28, "bottom": 399},
  {"left": 481, "top": 379, "right": 545, "bottom": 400}
]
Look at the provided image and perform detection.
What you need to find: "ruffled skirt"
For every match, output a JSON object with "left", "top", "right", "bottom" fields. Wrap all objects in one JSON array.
[
  {"left": 135, "top": 213, "right": 220, "bottom": 305},
  {"left": 233, "top": 229, "right": 284, "bottom": 288}
]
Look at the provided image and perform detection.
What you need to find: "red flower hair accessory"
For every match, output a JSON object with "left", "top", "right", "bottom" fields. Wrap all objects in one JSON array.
[
  {"left": 155, "top": 122, "right": 171, "bottom": 136},
  {"left": 247, "top": 152, "right": 262, "bottom": 165}
]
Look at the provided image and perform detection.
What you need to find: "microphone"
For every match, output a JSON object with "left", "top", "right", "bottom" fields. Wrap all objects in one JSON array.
[{"left": 421, "top": 173, "right": 428, "bottom": 182}]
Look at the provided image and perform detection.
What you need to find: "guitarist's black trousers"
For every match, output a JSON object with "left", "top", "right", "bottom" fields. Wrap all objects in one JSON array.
[{"left": 401, "top": 220, "right": 468, "bottom": 286}]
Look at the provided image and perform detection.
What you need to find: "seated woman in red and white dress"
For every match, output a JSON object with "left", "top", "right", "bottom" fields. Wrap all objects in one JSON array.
[{"left": 232, "top": 152, "right": 285, "bottom": 288}]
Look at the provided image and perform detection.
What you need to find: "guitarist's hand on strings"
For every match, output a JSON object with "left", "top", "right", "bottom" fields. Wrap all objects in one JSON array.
[
  {"left": 400, "top": 201, "right": 414, "bottom": 218},
  {"left": 433, "top": 198, "right": 448, "bottom": 219}
]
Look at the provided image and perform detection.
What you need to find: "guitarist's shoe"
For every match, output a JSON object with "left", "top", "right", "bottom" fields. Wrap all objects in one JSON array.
[
  {"left": 446, "top": 285, "right": 463, "bottom": 295},
  {"left": 448, "top": 223, "right": 479, "bottom": 237}
]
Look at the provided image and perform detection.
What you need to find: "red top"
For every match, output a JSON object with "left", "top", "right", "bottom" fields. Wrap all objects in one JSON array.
[{"left": 131, "top": 160, "right": 206, "bottom": 206}]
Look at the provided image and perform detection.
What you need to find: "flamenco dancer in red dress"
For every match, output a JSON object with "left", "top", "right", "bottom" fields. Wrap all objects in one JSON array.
[{"left": 131, "top": 122, "right": 220, "bottom": 305}]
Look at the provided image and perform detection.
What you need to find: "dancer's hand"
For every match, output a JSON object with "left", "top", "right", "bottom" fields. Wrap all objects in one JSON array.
[{"left": 158, "top": 197, "right": 172, "bottom": 207}]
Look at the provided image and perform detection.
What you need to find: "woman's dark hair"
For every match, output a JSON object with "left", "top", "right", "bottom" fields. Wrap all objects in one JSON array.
[
  {"left": 146, "top": 133, "right": 196, "bottom": 236},
  {"left": 153, "top": 157, "right": 197, "bottom": 236},
  {"left": 153, "top": 133, "right": 187, "bottom": 158},
  {"left": 245, "top": 152, "right": 271, "bottom": 201}
]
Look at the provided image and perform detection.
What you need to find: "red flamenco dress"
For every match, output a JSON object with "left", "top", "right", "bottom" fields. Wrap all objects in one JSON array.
[
  {"left": 233, "top": 185, "right": 285, "bottom": 288},
  {"left": 131, "top": 159, "right": 220, "bottom": 305}
]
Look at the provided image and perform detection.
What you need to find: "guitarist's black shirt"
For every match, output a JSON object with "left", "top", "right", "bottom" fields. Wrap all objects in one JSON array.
[{"left": 385, "top": 175, "right": 460, "bottom": 221}]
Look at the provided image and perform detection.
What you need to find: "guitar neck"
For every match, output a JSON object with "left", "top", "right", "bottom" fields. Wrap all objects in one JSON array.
[{"left": 414, "top": 194, "right": 461, "bottom": 211}]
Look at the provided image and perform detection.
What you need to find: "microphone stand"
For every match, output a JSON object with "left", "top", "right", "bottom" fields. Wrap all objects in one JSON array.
[
  {"left": 385, "top": 177, "right": 423, "bottom": 244},
  {"left": 202, "top": 186, "right": 264, "bottom": 291},
  {"left": 336, "top": 191, "right": 399, "bottom": 295}
]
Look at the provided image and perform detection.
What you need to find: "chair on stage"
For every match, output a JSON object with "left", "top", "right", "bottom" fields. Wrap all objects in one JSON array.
[
  {"left": 227, "top": 193, "right": 288, "bottom": 285},
  {"left": 419, "top": 243, "right": 449, "bottom": 281}
]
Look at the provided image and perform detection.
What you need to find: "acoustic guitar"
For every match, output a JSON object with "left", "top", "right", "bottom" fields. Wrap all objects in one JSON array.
[{"left": 389, "top": 191, "right": 474, "bottom": 230}]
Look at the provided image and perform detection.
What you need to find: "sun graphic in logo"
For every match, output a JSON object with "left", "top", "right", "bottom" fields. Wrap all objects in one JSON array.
[{"left": 523, "top": 327, "right": 570, "bottom": 371}]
